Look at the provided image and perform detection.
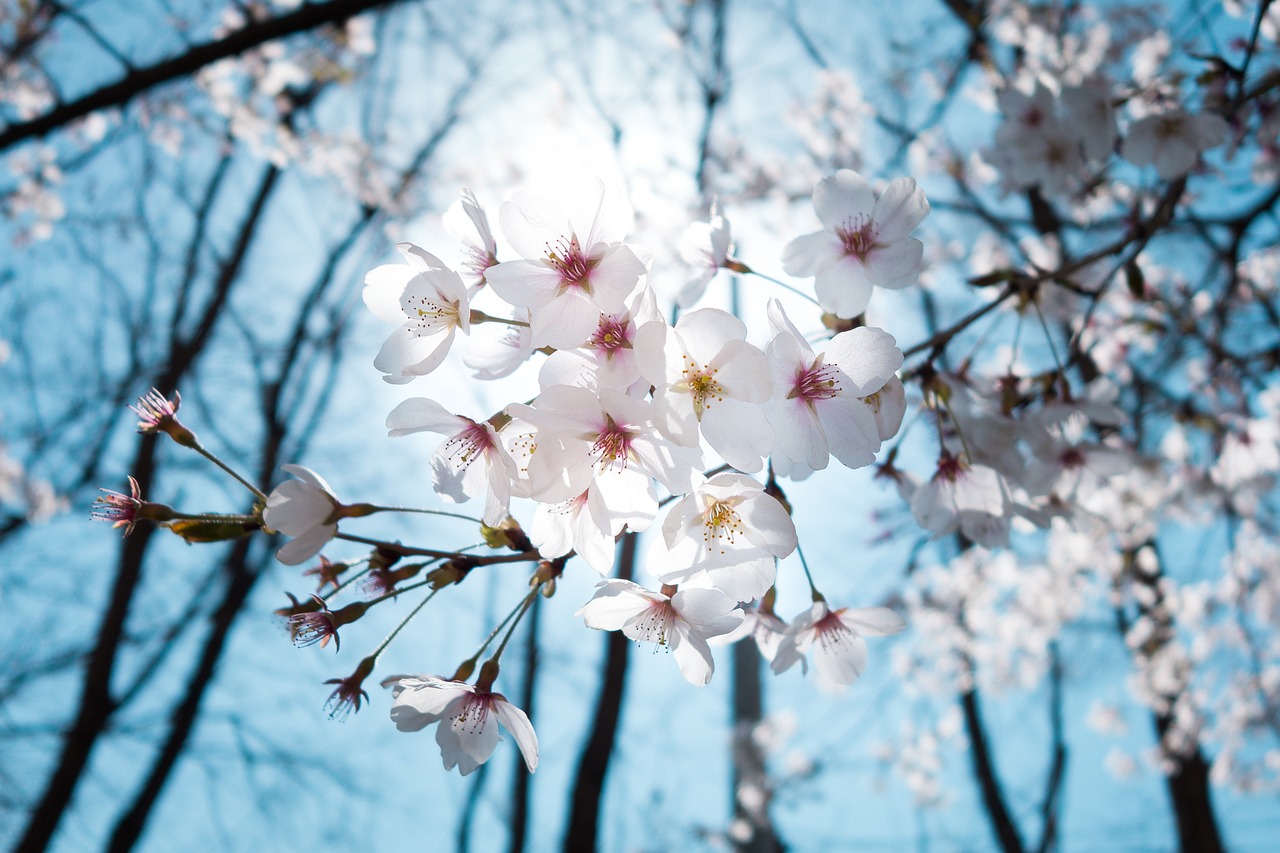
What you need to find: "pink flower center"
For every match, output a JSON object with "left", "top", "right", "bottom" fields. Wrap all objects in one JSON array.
[
  {"left": 92, "top": 491, "right": 139, "bottom": 525},
  {"left": 289, "top": 608, "right": 339, "bottom": 649},
  {"left": 455, "top": 692, "right": 496, "bottom": 733},
  {"left": 632, "top": 599, "right": 677, "bottom": 646},
  {"left": 552, "top": 491, "right": 590, "bottom": 517},
  {"left": 1059, "top": 447, "right": 1086, "bottom": 469},
  {"left": 787, "top": 357, "right": 842, "bottom": 408},
  {"left": 813, "top": 608, "right": 857, "bottom": 653},
  {"left": 444, "top": 419, "right": 497, "bottom": 468},
  {"left": 591, "top": 414, "right": 635, "bottom": 470},
  {"left": 589, "top": 315, "right": 632, "bottom": 358},
  {"left": 463, "top": 245, "right": 497, "bottom": 284},
  {"left": 547, "top": 235, "right": 595, "bottom": 292},
  {"left": 934, "top": 454, "right": 966, "bottom": 482},
  {"left": 837, "top": 215, "right": 878, "bottom": 261}
]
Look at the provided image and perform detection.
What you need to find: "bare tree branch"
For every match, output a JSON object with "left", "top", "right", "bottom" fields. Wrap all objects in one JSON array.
[{"left": 0, "top": 0, "right": 406, "bottom": 153}]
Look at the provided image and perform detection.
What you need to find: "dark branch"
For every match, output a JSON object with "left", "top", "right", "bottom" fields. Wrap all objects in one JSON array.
[{"left": 0, "top": 0, "right": 404, "bottom": 153}]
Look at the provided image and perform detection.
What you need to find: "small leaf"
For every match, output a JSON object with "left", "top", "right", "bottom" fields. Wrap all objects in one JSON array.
[{"left": 167, "top": 519, "right": 259, "bottom": 543}]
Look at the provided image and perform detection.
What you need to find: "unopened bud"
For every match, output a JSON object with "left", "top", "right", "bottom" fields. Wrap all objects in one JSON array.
[
  {"left": 922, "top": 372, "right": 951, "bottom": 404},
  {"left": 362, "top": 561, "right": 424, "bottom": 596},
  {"left": 481, "top": 517, "right": 532, "bottom": 551},
  {"left": 821, "top": 312, "right": 861, "bottom": 333},
  {"left": 450, "top": 658, "right": 477, "bottom": 683},
  {"left": 368, "top": 546, "right": 402, "bottom": 572},
  {"left": 476, "top": 659, "right": 501, "bottom": 691},
  {"left": 329, "top": 600, "right": 370, "bottom": 629},
  {"left": 760, "top": 586, "right": 777, "bottom": 615},
  {"left": 531, "top": 559, "right": 563, "bottom": 588},
  {"left": 340, "top": 502, "right": 379, "bottom": 519},
  {"left": 427, "top": 558, "right": 475, "bottom": 589}
]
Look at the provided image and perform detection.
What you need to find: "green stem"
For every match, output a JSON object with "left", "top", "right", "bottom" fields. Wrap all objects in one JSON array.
[
  {"left": 744, "top": 269, "right": 822, "bottom": 307},
  {"left": 166, "top": 510, "right": 258, "bottom": 523},
  {"left": 490, "top": 586, "right": 541, "bottom": 664},
  {"left": 192, "top": 444, "right": 268, "bottom": 501},
  {"left": 466, "top": 585, "right": 541, "bottom": 666},
  {"left": 795, "top": 543, "right": 823, "bottom": 602},
  {"left": 363, "top": 504, "right": 483, "bottom": 524},
  {"left": 368, "top": 587, "right": 439, "bottom": 661},
  {"left": 471, "top": 309, "right": 531, "bottom": 328}
]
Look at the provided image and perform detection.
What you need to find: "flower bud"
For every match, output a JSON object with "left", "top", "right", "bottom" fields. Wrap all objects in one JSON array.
[
  {"left": 476, "top": 659, "right": 501, "bottom": 691},
  {"left": 368, "top": 546, "right": 402, "bottom": 572},
  {"left": 531, "top": 559, "right": 563, "bottom": 589},
  {"left": 427, "top": 558, "right": 475, "bottom": 589},
  {"left": 821, "top": 312, "right": 861, "bottom": 333},
  {"left": 481, "top": 517, "right": 533, "bottom": 551},
  {"left": 450, "top": 658, "right": 477, "bottom": 683}
]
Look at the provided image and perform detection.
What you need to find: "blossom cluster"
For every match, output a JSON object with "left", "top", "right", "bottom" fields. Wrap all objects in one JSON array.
[{"left": 249, "top": 173, "right": 921, "bottom": 772}]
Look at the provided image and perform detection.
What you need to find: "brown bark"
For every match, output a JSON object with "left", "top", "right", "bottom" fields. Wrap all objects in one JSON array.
[{"left": 562, "top": 533, "right": 636, "bottom": 853}]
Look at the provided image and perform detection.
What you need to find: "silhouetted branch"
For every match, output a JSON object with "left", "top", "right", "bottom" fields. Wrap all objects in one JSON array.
[
  {"left": 0, "top": 0, "right": 405, "bottom": 153},
  {"left": 960, "top": 684, "right": 1025, "bottom": 853},
  {"left": 563, "top": 532, "right": 637, "bottom": 853}
]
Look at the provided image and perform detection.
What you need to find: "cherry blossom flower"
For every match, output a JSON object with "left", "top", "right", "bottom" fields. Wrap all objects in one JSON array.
[
  {"left": 1023, "top": 438, "right": 1132, "bottom": 503},
  {"left": 1060, "top": 80, "right": 1118, "bottom": 162},
  {"left": 529, "top": 491, "right": 616, "bottom": 575},
  {"left": 325, "top": 655, "right": 373, "bottom": 717},
  {"left": 636, "top": 308, "right": 773, "bottom": 472},
  {"left": 363, "top": 243, "right": 470, "bottom": 384},
  {"left": 130, "top": 388, "right": 199, "bottom": 447},
  {"left": 910, "top": 454, "right": 1012, "bottom": 548},
  {"left": 91, "top": 477, "right": 145, "bottom": 536},
  {"left": 863, "top": 375, "right": 908, "bottom": 442},
  {"left": 484, "top": 182, "right": 648, "bottom": 350},
  {"left": 263, "top": 464, "right": 344, "bottom": 565},
  {"left": 512, "top": 385, "right": 700, "bottom": 505},
  {"left": 390, "top": 676, "right": 538, "bottom": 776},
  {"left": 772, "top": 600, "right": 905, "bottom": 688},
  {"left": 713, "top": 604, "right": 789, "bottom": 662},
  {"left": 442, "top": 188, "right": 498, "bottom": 288},
  {"left": 764, "top": 299, "right": 904, "bottom": 472},
  {"left": 989, "top": 83, "right": 1083, "bottom": 194},
  {"left": 1122, "top": 109, "right": 1229, "bottom": 178},
  {"left": 287, "top": 594, "right": 342, "bottom": 651},
  {"left": 576, "top": 579, "right": 743, "bottom": 685},
  {"left": 323, "top": 674, "right": 370, "bottom": 721},
  {"left": 677, "top": 209, "right": 733, "bottom": 308},
  {"left": 648, "top": 472, "right": 797, "bottom": 602},
  {"left": 537, "top": 286, "right": 662, "bottom": 392},
  {"left": 782, "top": 169, "right": 929, "bottom": 318},
  {"left": 385, "top": 398, "right": 518, "bottom": 525},
  {"left": 529, "top": 484, "right": 654, "bottom": 576}
]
